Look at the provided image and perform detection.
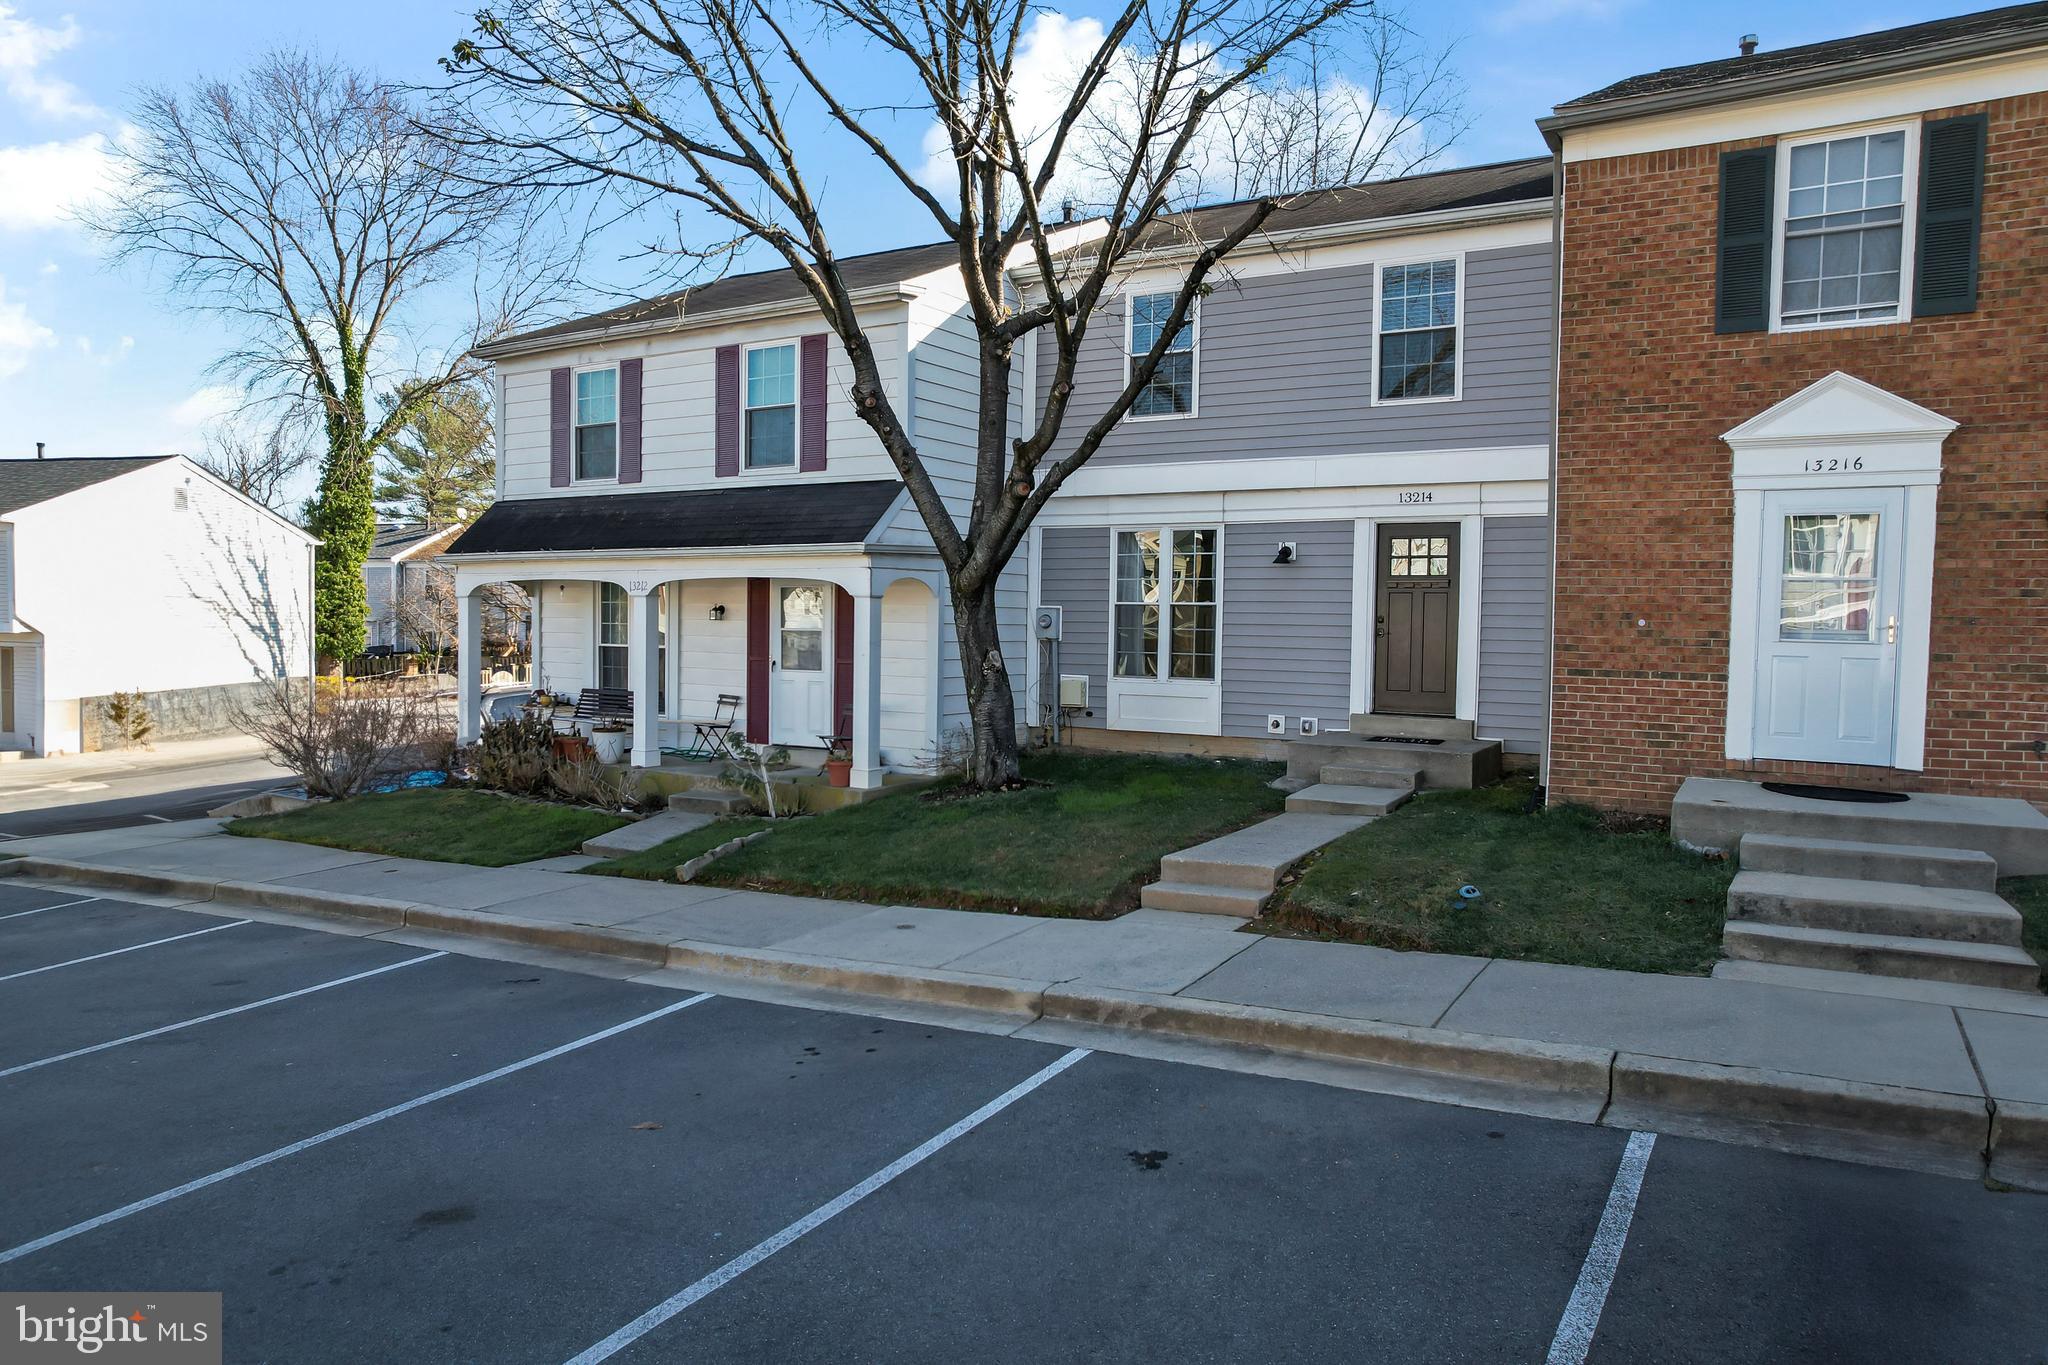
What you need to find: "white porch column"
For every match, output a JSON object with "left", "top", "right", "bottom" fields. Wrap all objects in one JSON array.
[
  {"left": 628, "top": 585, "right": 662, "bottom": 769},
  {"left": 456, "top": 588, "right": 483, "bottom": 745},
  {"left": 850, "top": 588, "right": 884, "bottom": 790}
]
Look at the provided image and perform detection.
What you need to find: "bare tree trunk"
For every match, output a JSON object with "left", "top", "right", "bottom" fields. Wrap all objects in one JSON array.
[{"left": 952, "top": 582, "right": 1021, "bottom": 787}]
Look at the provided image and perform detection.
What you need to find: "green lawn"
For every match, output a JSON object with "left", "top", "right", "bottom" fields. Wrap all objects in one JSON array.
[
  {"left": 1271, "top": 778, "right": 1736, "bottom": 975},
  {"left": 227, "top": 787, "right": 630, "bottom": 867},
  {"left": 2003, "top": 876, "right": 2048, "bottom": 990},
  {"left": 696, "top": 750, "right": 1285, "bottom": 916},
  {"left": 582, "top": 817, "right": 775, "bottom": 881}
]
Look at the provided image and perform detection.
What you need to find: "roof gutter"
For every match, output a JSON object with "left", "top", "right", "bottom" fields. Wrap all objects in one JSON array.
[
  {"left": 474, "top": 282, "right": 921, "bottom": 362},
  {"left": 443, "top": 540, "right": 920, "bottom": 564},
  {"left": 1539, "top": 29, "right": 2048, "bottom": 136}
]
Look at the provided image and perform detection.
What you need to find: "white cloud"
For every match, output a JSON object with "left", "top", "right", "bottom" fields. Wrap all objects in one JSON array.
[
  {"left": 169, "top": 383, "right": 243, "bottom": 435},
  {"left": 0, "top": 4, "right": 98, "bottom": 120},
  {"left": 0, "top": 275, "right": 54, "bottom": 378},
  {"left": 0, "top": 131, "right": 116, "bottom": 230},
  {"left": 1487, "top": 0, "right": 1636, "bottom": 33}
]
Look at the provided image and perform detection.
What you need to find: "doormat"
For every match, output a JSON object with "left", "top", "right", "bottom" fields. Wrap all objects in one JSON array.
[
  {"left": 1761, "top": 781, "right": 1909, "bottom": 804},
  {"left": 1364, "top": 735, "right": 1445, "bottom": 746}
]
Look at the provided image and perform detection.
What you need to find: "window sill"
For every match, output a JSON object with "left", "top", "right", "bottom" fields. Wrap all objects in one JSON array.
[
  {"left": 1123, "top": 411, "right": 1198, "bottom": 424},
  {"left": 1769, "top": 314, "right": 1912, "bottom": 335},
  {"left": 1371, "top": 393, "right": 1461, "bottom": 408}
]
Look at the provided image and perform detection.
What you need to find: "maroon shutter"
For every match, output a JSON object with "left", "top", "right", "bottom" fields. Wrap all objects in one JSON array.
[
  {"left": 832, "top": 586, "right": 854, "bottom": 739},
  {"left": 715, "top": 345, "right": 741, "bottom": 478},
  {"left": 549, "top": 367, "right": 572, "bottom": 487},
  {"left": 617, "top": 357, "right": 643, "bottom": 484},
  {"left": 745, "top": 577, "right": 771, "bottom": 742},
  {"left": 799, "top": 334, "right": 828, "bottom": 472}
]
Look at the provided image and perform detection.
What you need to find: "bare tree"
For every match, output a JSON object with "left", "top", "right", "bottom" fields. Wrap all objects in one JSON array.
[
  {"left": 196, "top": 410, "right": 317, "bottom": 516},
  {"left": 444, "top": 0, "right": 1459, "bottom": 787},
  {"left": 87, "top": 50, "right": 571, "bottom": 667}
]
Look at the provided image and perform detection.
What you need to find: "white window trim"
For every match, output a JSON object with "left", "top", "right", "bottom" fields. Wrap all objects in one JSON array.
[
  {"left": 1768, "top": 117, "right": 1920, "bottom": 336},
  {"left": 1104, "top": 522, "right": 1225, "bottom": 737},
  {"left": 1122, "top": 290, "right": 1199, "bottom": 422},
  {"left": 594, "top": 581, "right": 629, "bottom": 692},
  {"left": 741, "top": 338, "right": 802, "bottom": 474},
  {"left": 572, "top": 362, "right": 620, "bottom": 485},
  {"left": 1370, "top": 250, "right": 1464, "bottom": 407},
  {"left": 1107, "top": 523, "right": 1224, "bottom": 684}
]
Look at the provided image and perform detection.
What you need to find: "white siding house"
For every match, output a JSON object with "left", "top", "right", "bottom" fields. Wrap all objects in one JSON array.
[{"left": 0, "top": 455, "right": 317, "bottom": 756}]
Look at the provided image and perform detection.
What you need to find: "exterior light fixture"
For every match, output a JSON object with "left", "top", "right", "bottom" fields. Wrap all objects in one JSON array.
[
  {"left": 710, "top": 604, "right": 727, "bottom": 621},
  {"left": 1273, "top": 542, "right": 1297, "bottom": 565}
]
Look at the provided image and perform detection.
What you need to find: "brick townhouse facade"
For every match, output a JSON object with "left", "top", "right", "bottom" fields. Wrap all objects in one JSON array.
[{"left": 1539, "top": 5, "right": 2048, "bottom": 813}]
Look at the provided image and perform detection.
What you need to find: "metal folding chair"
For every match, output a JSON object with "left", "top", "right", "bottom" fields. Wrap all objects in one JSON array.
[{"left": 683, "top": 693, "right": 742, "bottom": 761}]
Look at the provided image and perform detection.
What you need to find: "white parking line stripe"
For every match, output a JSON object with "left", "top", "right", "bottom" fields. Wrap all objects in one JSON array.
[
  {"left": 565, "top": 1046, "right": 1093, "bottom": 1365},
  {"left": 1546, "top": 1130, "right": 1657, "bottom": 1365},
  {"left": 0, "top": 992, "right": 713, "bottom": 1267},
  {"left": 0, "top": 896, "right": 101, "bottom": 922},
  {"left": 142, "top": 815, "right": 174, "bottom": 824},
  {"left": 0, "top": 920, "right": 251, "bottom": 983},
  {"left": 0, "top": 951, "right": 450, "bottom": 1080}
]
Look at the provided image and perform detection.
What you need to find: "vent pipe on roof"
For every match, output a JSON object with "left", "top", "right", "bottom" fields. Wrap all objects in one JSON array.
[
  {"left": 1739, "top": 33, "right": 1759, "bottom": 57},
  {"left": 34, "top": 442, "right": 43, "bottom": 460}
]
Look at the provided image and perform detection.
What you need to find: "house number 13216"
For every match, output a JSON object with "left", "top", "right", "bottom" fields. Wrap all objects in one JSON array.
[
  {"left": 1802, "top": 457, "right": 1865, "bottom": 472},
  {"left": 1398, "top": 491, "right": 1434, "bottom": 504}
]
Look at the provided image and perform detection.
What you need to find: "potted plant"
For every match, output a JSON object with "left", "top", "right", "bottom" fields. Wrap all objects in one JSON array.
[
  {"left": 590, "top": 720, "right": 632, "bottom": 765},
  {"left": 822, "top": 739, "right": 853, "bottom": 788}
]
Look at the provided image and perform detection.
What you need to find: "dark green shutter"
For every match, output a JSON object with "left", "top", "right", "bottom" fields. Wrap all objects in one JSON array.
[
  {"left": 1915, "top": 113, "right": 1987, "bottom": 317},
  {"left": 1715, "top": 147, "right": 1775, "bottom": 334}
]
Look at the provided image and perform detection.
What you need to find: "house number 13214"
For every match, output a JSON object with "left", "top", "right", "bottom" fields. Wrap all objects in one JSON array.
[
  {"left": 1802, "top": 457, "right": 1865, "bottom": 472},
  {"left": 1398, "top": 491, "right": 1434, "bottom": 504}
]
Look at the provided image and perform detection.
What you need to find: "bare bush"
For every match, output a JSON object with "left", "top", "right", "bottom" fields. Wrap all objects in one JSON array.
[
  {"left": 471, "top": 714, "right": 554, "bottom": 796},
  {"left": 235, "top": 679, "right": 451, "bottom": 800}
]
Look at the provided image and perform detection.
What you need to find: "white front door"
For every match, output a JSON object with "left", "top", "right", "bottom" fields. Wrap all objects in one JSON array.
[
  {"left": 770, "top": 581, "right": 832, "bottom": 746},
  {"left": 1752, "top": 488, "right": 1904, "bottom": 766}
]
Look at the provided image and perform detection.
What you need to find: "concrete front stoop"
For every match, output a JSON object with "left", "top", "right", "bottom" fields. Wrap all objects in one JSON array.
[
  {"left": 581, "top": 809, "right": 714, "bottom": 859},
  {"left": 1141, "top": 812, "right": 1370, "bottom": 917}
]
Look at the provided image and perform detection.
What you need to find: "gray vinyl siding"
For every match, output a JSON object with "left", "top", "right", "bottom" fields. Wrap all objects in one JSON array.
[
  {"left": 1037, "top": 242, "right": 1553, "bottom": 464},
  {"left": 1477, "top": 515, "right": 1550, "bottom": 754},
  {"left": 1221, "top": 521, "right": 1353, "bottom": 738},
  {"left": 1037, "top": 527, "right": 1109, "bottom": 729}
]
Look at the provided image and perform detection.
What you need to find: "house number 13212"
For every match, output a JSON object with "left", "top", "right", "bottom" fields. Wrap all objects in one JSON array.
[{"left": 1801, "top": 457, "right": 1865, "bottom": 472}]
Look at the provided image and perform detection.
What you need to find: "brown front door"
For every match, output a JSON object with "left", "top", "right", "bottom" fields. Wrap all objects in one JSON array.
[{"left": 1373, "top": 524, "right": 1458, "bottom": 716}]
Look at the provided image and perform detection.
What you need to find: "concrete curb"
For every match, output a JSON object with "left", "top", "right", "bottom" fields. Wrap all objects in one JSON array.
[
  {"left": 1607, "top": 1053, "right": 1992, "bottom": 1177},
  {"left": 1042, "top": 986, "right": 1613, "bottom": 1094},
  {"left": 7, "top": 853, "right": 2026, "bottom": 1184},
  {"left": 665, "top": 940, "right": 1052, "bottom": 1017},
  {"left": 1988, "top": 1099, "right": 2048, "bottom": 1192}
]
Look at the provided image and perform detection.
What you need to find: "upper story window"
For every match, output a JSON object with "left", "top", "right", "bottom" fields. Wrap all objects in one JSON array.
[
  {"left": 1114, "top": 526, "right": 1218, "bottom": 681},
  {"left": 1127, "top": 292, "right": 1196, "bottom": 419},
  {"left": 1377, "top": 260, "right": 1458, "bottom": 402},
  {"left": 574, "top": 368, "right": 618, "bottom": 481},
  {"left": 1778, "top": 127, "right": 1911, "bottom": 328},
  {"left": 745, "top": 343, "right": 797, "bottom": 468}
]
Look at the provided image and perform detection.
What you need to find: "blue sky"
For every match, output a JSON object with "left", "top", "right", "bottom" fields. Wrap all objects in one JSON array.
[{"left": 0, "top": 0, "right": 1985, "bottom": 481}]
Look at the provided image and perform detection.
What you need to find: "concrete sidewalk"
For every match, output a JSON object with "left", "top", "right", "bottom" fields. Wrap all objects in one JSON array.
[{"left": 5, "top": 817, "right": 2045, "bottom": 1190}]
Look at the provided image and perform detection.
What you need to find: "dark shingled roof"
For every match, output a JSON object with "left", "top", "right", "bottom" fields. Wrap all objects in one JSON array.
[
  {"left": 481, "top": 240, "right": 961, "bottom": 355},
  {"left": 1558, "top": 3, "right": 2048, "bottom": 111},
  {"left": 370, "top": 523, "right": 460, "bottom": 559},
  {"left": 1114, "top": 158, "right": 1553, "bottom": 253},
  {"left": 443, "top": 479, "right": 904, "bottom": 557},
  {"left": 0, "top": 456, "right": 173, "bottom": 517}
]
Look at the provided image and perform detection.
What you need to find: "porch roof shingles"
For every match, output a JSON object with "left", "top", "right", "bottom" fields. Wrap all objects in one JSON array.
[{"left": 442, "top": 478, "right": 905, "bottom": 557}]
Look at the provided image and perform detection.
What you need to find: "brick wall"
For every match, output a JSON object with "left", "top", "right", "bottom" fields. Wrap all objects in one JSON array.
[{"left": 1552, "top": 92, "right": 2048, "bottom": 813}]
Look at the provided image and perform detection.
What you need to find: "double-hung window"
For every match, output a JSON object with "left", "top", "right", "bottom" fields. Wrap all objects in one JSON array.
[
  {"left": 1128, "top": 292, "right": 1196, "bottom": 418},
  {"left": 1114, "top": 527, "right": 1218, "bottom": 681},
  {"left": 575, "top": 368, "right": 618, "bottom": 481},
  {"left": 1376, "top": 260, "right": 1458, "bottom": 401},
  {"left": 744, "top": 343, "right": 797, "bottom": 468},
  {"left": 1778, "top": 127, "right": 1910, "bottom": 328},
  {"left": 597, "top": 582, "right": 628, "bottom": 692}
]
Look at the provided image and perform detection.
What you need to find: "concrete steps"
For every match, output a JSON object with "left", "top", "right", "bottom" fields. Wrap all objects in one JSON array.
[
  {"left": 1737, "top": 833, "right": 1997, "bottom": 892},
  {"left": 1722, "top": 921, "right": 2041, "bottom": 992},
  {"left": 1317, "top": 764, "right": 1420, "bottom": 793},
  {"left": 1285, "top": 734, "right": 1500, "bottom": 790},
  {"left": 582, "top": 810, "right": 713, "bottom": 858},
  {"left": 1675, "top": 776, "right": 2048, "bottom": 875},
  {"left": 1728, "top": 870, "right": 2023, "bottom": 946},
  {"left": 1141, "top": 811, "right": 1368, "bottom": 918},
  {"left": 668, "top": 788, "right": 753, "bottom": 816},
  {"left": 1285, "top": 783, "right": 1412, "bottom": 817}
]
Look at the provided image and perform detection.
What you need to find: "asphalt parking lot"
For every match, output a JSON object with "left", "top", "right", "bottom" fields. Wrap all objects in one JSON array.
[{"left": 3, "top": 879, "right": 2045, "bottom": 1363}]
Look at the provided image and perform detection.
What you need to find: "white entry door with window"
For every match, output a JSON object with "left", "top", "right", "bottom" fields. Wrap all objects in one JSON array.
[
  {"left": 1753, "top": 488, "right": 1904, "bottom": 766},
  {"left": 771, "top": 581, "right": 832, "bottom": 746}
]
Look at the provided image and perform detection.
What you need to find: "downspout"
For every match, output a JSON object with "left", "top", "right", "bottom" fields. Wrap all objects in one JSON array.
[{"left": 1542, "top": 133, "right": 1567, "bottom": 805}]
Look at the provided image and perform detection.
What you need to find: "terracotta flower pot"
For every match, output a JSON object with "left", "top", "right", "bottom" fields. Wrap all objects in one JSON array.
[{"left": 823, "top": 757, "right": 852, "bottom": 788}]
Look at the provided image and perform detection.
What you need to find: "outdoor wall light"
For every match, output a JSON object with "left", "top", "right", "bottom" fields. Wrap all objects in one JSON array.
[
  {"left": 709, "top": 604, "right": 727, "bottom": 621},
  {"left": 1273, "top": 542, "right": 1297, "bottom": 565}
]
